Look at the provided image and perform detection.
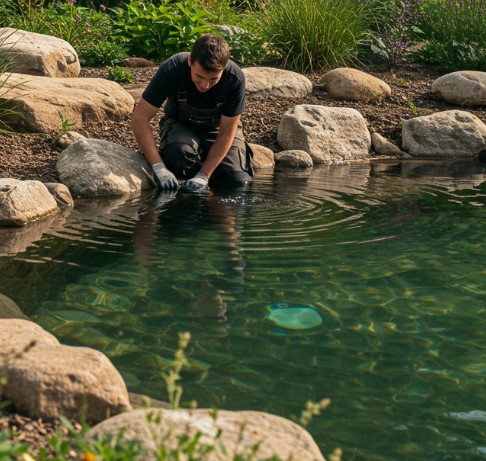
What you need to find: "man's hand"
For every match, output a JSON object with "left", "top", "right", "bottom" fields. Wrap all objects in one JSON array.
[
  {"left": 152, "top": 163, "right": 179, "bottom": 190},
  {"left": 183, "top": 172, "right": 209, "bottom": 192}
]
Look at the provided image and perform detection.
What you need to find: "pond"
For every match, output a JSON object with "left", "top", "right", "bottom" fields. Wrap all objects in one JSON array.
[{"left": 1, "top": 159, "right": 485, "bottom": 461}]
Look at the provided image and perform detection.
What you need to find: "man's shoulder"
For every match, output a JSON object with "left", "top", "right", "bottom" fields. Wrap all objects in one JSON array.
[
  {"left": 226, "top": 59, "right": 244, "bottom": 82},
  {"left": 162, "top": 52, "right": 190, "bottom": 71}
]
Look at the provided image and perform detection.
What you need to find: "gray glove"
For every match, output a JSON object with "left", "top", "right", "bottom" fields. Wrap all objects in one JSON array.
[
  {"left": 152, "top": 163, "right": 179, "bottom": 190},
  {"left": 183, "top": 172, "right": 209, "bottom": 192}
]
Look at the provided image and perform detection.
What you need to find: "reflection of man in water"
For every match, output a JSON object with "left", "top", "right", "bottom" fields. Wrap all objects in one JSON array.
[{"left": 133, "top": 192, "right": 245, "bottom": 322}]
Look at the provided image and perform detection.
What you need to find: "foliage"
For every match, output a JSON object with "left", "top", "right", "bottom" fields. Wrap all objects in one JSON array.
[
  {"left": 79, "top": 39, "right": 128, "bottom": 67},
  {"left": 52, "top": 111, "right": 77, "bottom": 142},
  {"left": 0, "top": 0, "right": 124, "bottom": 67},
  {"left": 106, "top": 65, "right": 134, "bottom": 83},
  {"left": 225, "top": 29, "right": 269, "bottom": 66},
  {"left": 414, "top": 0, "right": 486, "bottom": 70},
  {"left": 0, "top": 333, "right": 334, "bottom": 460},
  {"left": 369, "top": 0, "right": 424, "bottom": 68},
  {"left": 0, "top": 28, "right": 21, "bottom": 132},
  {"left": 251, "top": 0, "right": 373, "bottom": 72},
  {"left": 110, "top": 0, "right": 216, "bottom": 61}
]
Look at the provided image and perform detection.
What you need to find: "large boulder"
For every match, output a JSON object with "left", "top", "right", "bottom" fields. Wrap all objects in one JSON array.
[
  {"left": 277, "top": 105, "right": 371, "bottom": 164},
  {"left": 401, "top": 110, "right": 486, "bottom": 158},
  {"left": 243, "top": 67, "right": 313, "bottom": 98},
  {"left": 319, "top": 67, "right": 391, "bottom": 102},
  {"left": 0, "top": 73, "right": 134, "bottom": 133},
  {"left": 0, "top": 178, "right": 60, "bottom": 226},
  {"left": 1, "top": 326, "right": 132, "bottom": 422},
  {"left": 431, "top": 71, "right": 486, "bottom": 106},
  {"left": 57, "top": 138, "right": 153, "bottom": 197},
  {"left": 0, "top": 28, "right": 80, "bottom": 77},
  {"left": 88, "top": 408, "right": 326, "bottom": 461}
]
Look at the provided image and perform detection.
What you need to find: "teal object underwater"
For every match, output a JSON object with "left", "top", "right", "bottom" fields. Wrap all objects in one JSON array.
[{"left": 266, "top": 303, "right": 323, "bottom": 330}]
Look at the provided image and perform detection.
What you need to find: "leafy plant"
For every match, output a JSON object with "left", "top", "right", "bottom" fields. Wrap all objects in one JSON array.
[
  {"left": 251, "top": 0, "right": 373, "bottom": 72},
  {"left": 78, "top": 39, "right": 128, "bottom": 67},
  {"left": 52, "top": 111, "right": 76, "bottom": 142},
  {"left": 415, "top": 0, "right": 486, "bottom": 70},
  {"left": 106, "top": 65, "right": 134, "bottom": 83},
  {"left": 111, "top": 0, "right": 216, "bottom": 61},
  {"left": 369, "top": 0, "right": 424, "bottom": 68},
  {"left": 225, "top": 28, "right": 269, "bottom": 66}
]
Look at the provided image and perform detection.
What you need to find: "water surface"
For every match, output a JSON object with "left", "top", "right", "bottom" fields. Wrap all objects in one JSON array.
[{"left": 1, "top": 160, "right": 485, "bottom": 461}]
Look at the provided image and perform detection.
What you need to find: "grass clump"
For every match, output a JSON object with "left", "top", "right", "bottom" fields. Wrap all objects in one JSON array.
[
  {"left": 415, "top": 0, "right": 486, "bottom": 70},
  {"left": 250, "top": 0, "right": 372, "bottom": 72}
]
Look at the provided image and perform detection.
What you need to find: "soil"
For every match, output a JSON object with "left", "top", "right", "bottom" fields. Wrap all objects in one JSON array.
[
  {"left": 1, "top": 60, "right": 485, "bottom": 453},
  {"left": 1, "top": 61, "right": 485, "bottom": 184}
]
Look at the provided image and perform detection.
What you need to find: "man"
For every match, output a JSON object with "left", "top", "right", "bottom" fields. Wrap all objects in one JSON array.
[{"left": 131, "top": 34, "right": 253, "bottom": 192}]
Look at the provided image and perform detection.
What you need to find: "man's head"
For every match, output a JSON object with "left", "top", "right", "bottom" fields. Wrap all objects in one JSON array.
[
  {"left": 190, "top": 34, "right": 230, "bottom": 73},
  {"left": 188, "top": 34, "right": 230, "bottom": 93}
]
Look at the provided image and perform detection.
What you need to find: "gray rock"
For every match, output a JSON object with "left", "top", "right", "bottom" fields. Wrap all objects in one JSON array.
[
  {"left": 243, "top": 67, "right": 312, "bottom": 98},
  {"left": 277, "top": 105, "right": 371, "bottom": 164},
  {"left": 88, "top": 408, "right": 325, "bottom": 461},
  {"left": 275, "top": 150, "right": 314, "bottom": 167},
  {"left": 402, "top": 110, "right": 486, "bottom": 158},
  {"left": 0, "top": 28, "right": 80, "bottom": 77},
  {"left": 57, "top": 138, "right": 153, "bottom": 197},
  {"left": 0, "top": 178, "right": 59, "bottom": 226},
  {"left": 431, "top": 71, "right": 486, "bottom": 106}
]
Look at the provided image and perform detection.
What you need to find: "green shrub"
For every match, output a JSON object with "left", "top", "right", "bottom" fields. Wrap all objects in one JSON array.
[
  {"left": 226, "top": 29, "right": 269, "bottom": 66},
  {"left": 415, "top": 0, "right": 486, "bottom": 70},
  {"left": 251, "top": 0, "right": 372, "bottom": 71},
  {"left": 79, "top": 39, "right": 128, "bottom": 67},
  {"left": 111, "top": 0, "right": 216, "bottom": 61},
  {"left": 106, "top": 65, "right": 134, "bottom": 83}
]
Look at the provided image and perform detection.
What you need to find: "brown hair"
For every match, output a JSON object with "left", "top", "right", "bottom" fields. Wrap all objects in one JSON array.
[{"left": 190, "top": 34, "right": 230, "bottom": 73}]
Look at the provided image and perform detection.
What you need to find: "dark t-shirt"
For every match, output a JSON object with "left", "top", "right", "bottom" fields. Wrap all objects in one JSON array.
[{"left": 142, "top": 52, "right": 245, "bottom": 118}]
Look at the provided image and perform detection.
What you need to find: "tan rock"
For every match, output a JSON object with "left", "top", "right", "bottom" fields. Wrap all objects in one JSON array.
[
  {"left": 320, "top": 68, "right": 391, "bottom": 102},
  {"left": 0, "top": 178, "right": 59, "bottom": 226},
  {"left": 0, "top": 295, "right": 29, "bottom": 320},
  {"left": 243, "top": 67, "right": 313, "bottom": 98},
  {"left": 0, "top": 28, "right": 80, "bottom": 77},
  {"left": 0, "top": 318, "right": 58, "bottom": 359},
  {"left": 0, "top": 73, "right": 134, "bottom": 133},
  {"left": 431, "top": 71, "right": 486, "bottom": 106},
  {"left": 277, "top": 105, "right": 371, "bottom": 164},
  {"left": 275, "top": 149, "right": 314, "bottom": 167},
  {"left": 371, "top": 132, "right": 408, "bottom": 157},
  {"left": 57, "top": 138, "right": 152, "bottom": 197},
  {"left": 249, "top": 143, "right": 275, "bottom": 169},
  {"left": 4, "top": 343, "right": 132, "bottom": 421},
  {"left": 88, "top": 408, "right": 326, "bottom": 461},
  {"left": 57, "top": 131, "right": 86, "bottom": 149},
  {"left": 44, "top": 183, "right": 74, "bottom": 208}
]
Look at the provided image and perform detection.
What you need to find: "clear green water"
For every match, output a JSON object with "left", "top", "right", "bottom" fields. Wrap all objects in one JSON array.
[{"left": 1, "top": 160, "right": 485, "bottom": 460}]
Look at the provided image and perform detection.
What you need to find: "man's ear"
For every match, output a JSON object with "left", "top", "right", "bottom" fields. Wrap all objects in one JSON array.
[{"left": 188, "top": 56, "right": 192, "bottom": 67}]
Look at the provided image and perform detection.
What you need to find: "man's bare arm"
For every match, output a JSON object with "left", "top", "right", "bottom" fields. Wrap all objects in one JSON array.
[{"left": 131, "top": 98, "right": 162, "bottom": 166}]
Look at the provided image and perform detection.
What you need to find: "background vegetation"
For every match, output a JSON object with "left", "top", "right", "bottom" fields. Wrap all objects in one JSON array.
[{"left": 0, "top": 0, "right": 484, "bottom": 71}]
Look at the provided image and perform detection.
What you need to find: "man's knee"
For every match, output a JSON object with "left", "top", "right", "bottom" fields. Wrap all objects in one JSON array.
[{"left": 160, "top": 142, "right": 201, "bottom": 179}]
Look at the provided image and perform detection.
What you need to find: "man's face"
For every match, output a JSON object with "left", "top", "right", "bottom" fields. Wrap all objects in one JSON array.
[{"left": 188, "top": 57, "right": 223, "bottom": 93}]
